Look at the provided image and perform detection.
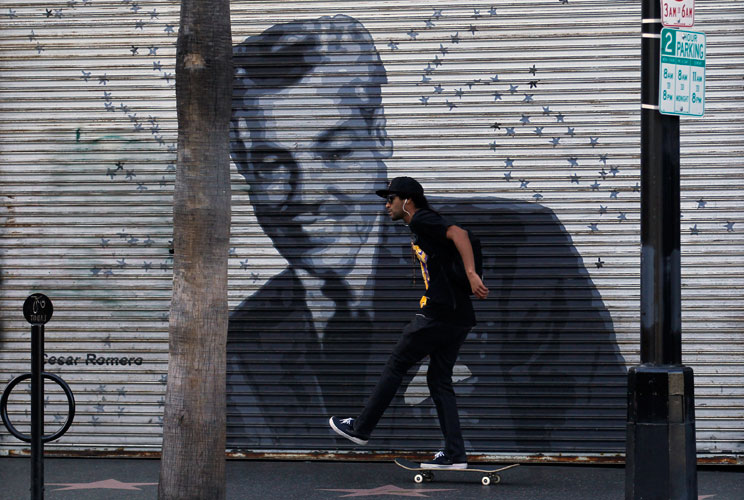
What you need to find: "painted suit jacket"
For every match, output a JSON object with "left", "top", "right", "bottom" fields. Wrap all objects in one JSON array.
[{"left": 226, "top": 198, "right": 627, "bottom": 453}]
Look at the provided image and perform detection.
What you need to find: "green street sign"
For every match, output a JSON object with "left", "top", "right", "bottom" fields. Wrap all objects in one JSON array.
[{"left": 659, "top": 28, "right": 706, "bottom": 116}]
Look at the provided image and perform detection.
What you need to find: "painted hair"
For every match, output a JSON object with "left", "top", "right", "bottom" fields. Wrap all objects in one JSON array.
[{"left": 231, "top": 15, "right": 393, "bottom": 175}]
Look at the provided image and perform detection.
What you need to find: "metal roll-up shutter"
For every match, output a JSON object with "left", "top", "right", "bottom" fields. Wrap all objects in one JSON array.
[
  {"left": 0, "top": 1, "right": 180, "bottom": 455},
  {"left": 676, "top": 4, "right": 744, "bottom": 460},
  {"left": 226, "top": 1, "right": 636, "bottom": 458},
  {"left": 226, "top": 1, "right": 743, "bottom": 461},
  {"left": 1, "top": 1, "right": 743, "bottom": 463}
]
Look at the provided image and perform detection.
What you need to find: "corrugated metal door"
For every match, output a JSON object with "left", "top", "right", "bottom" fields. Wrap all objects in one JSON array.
[
  {"left": 1, "top": 1, "right": 743, "bottom": 462},
  {"left": 0, "top": 0, "right": 180, "bottom": 455}
]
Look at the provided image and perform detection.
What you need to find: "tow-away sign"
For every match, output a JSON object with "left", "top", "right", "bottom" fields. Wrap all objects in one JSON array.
[{"left": 662, "top": 0, "right": 694, "bottom": 27}]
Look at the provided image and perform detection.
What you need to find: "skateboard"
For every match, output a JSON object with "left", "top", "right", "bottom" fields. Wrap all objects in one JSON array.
[{"left": 394, "top": 458, "right": 519, "bottom": 486}]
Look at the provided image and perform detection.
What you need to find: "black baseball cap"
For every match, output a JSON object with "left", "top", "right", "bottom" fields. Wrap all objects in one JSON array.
[{"left": 375, "top": 176, "right": 424, "bottom": 199}]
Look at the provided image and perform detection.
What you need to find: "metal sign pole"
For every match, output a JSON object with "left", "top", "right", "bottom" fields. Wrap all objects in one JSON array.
[
  {"left": 1, "top": 293, "right": 72, "bottom": 500},
  {"left": 2, "top": 295, "right": 76, "bottom": 500},
  {"left": 626, "top": 2, "right": 698, "bottom": 499},
  {"left": 30, "top": 323, "right": 45, "bottom": 500}
]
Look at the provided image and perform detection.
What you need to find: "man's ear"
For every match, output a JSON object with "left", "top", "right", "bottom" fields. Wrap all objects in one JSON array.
[
  {"left": 230, "top": 145, "right": 253, "bottom": 182},
  {"left": 371, "top": 107, "right": 393, "bottom": 159},
  {"left": 230, "top": 118, "right": 254, "bottom": 182},
  {"left": 376, "top": 133, "right": 393, "bottom": 159}
]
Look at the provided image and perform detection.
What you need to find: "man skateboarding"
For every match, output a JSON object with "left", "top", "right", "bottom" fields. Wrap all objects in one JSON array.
[{"left": 330, "top": 176, "right": 488, "bottom": 470}]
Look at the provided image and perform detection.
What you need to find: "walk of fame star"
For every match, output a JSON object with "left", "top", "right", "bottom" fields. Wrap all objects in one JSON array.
[
  {"left": 318, "top": 484, "right": 456, "bottom": 497},
  {"left": 47, "top": 479, "right": 158, "bottom": 491}
]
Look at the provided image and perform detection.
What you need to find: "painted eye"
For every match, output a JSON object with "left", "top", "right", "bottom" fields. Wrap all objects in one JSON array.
[
  {"left": 325, "top": 148, "right": 352, "bottom": 162},
  {"left": 251, "top": 153, "right": 292, "bottom": 182},
  {"left": 260, "top": 154, "right": 281, "bottom": 168}
]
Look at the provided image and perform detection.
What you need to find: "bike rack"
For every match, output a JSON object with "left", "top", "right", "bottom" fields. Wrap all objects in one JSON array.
[{"left": 1, "top": 294, "right": 75, "bottom": 500}]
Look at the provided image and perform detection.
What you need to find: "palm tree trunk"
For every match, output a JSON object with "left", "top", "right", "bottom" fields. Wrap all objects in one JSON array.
[{"left": 158, "top": 1, "right": 232, "bottom": 498}]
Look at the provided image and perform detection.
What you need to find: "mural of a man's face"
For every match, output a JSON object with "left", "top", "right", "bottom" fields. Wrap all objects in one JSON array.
[{"left": 231, "top": 16, "right": 392, "bottom": 278}]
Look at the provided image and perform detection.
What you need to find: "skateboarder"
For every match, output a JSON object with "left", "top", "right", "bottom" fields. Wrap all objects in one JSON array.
[{"left": 330, "top": 176, "right": 488, "bottom": 470}]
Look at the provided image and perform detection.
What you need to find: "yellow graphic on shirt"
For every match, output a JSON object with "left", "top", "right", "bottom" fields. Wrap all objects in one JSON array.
[{"left": 412, "top": 243, "right": 430, "bottom": 308}]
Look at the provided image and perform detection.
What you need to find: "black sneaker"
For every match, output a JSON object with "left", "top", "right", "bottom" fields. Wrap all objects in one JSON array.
[
  {"left": 421, "top": 451, "right": 467, "bottom": 470},
  {"left": 329, "top": 417, "right": 369, "bottom": 445}
]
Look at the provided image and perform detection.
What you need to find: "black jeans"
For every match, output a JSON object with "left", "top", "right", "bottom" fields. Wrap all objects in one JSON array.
[{"left": 354, "top": 314, "right": 471, "bottom": 461}]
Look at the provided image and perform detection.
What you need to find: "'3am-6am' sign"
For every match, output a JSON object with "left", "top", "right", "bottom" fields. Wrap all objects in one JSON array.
[{"left": 662, "top": 0, "right": 694, "bottom": 27}]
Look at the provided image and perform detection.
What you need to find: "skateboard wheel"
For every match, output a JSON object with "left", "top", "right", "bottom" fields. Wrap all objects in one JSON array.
[
  {"left": 492, "top": 474, "right": 502, "bottom": 484},
  {"left": 481, "top": 476, "right": 491, "bottom": 486},
  {"left": 414, "top": 474, "right": 424, "bottom": 484}
]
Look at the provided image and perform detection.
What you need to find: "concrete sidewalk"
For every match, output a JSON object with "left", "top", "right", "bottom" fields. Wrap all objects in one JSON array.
[{"left": 0, "top": 457, "right": 740, "bottom": 499}]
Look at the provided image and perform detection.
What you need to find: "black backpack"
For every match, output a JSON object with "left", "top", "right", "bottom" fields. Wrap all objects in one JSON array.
[{"left": 447, "top": 228, "right": 484, "bottom": 295}]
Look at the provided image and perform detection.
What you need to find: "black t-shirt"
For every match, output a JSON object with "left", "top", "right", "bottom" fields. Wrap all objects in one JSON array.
[{"left": 408, "top": 209, "right": 476, "bottom": 327}]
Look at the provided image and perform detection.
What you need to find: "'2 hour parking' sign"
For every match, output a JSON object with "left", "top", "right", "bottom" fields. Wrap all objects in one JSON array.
[{"left": 659, "top": 28, "right": 706, "bottom": 117}]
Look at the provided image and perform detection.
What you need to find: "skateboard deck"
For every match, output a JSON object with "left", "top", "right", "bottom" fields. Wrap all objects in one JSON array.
[{"left": 394, "top": 458, "right": 519, "bottom": 485}]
